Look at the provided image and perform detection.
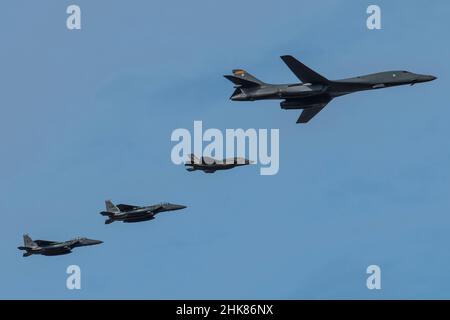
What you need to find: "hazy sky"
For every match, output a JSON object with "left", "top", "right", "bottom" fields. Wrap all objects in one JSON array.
[{"left": 0, "top": 0, "right": 449, "bottom": 299}]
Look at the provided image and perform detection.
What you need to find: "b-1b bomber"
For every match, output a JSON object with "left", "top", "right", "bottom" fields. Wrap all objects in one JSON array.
[{"left": 225, "top": 55, "right": 436, "bottom": 123}]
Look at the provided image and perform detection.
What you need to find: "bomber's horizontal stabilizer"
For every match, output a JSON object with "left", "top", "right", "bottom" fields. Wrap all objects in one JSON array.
[
  {"left": 281, "top": 55, "right": 329, "bottom": 84},
  {"left": 224, "top": 75, "right": 260, "bottom": 88}
]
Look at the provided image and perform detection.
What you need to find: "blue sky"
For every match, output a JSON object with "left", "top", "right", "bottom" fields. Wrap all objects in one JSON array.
[{"left": 0, "top": 0, "right": 449, "bottom": 299}]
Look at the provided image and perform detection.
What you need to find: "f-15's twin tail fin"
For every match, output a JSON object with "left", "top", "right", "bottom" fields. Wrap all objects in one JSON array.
[
  {"left": 224, "top": 69, "right": 265, "bottom": 88},
  {"left": 105, "top": 200, "right": 121, "bottom": 214}
]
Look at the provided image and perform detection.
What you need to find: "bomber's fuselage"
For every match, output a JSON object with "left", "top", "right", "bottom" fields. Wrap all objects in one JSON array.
[
  {"left": 226, "top": 55, "right": 436, "bottom": 123},
  {"left": 231, "top": 71, "right": 436, "bottom": 103}
]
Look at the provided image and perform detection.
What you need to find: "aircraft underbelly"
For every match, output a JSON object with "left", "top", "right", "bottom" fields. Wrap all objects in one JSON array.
[
  {"left": 123, "top": 216, "right": 155, "bottom": 223},
  {"left": 41, "top": 247, "right": 72, "bottom": 256},
  {"left": 280, "top": 91, "right": 320, "bottom": 99}
]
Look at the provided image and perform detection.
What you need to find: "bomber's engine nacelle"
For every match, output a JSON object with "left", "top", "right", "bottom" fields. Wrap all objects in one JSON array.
[{"left": 280, "top": 95, "right": 330, "bottom": 110}]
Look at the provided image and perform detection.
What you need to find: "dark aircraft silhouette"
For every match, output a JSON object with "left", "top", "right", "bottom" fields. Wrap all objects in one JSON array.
[
  {"left": 185, "top": 154, "right": 253, "bottom": 173},
  {"left": 225, "top": 55, "right": 436, "bottom": 123},
  {"left": 18, "top": 234, "right": 102, "bottom": 257},
  {"left": 100, "top": 200, "right": 187, "bottom": 224}
]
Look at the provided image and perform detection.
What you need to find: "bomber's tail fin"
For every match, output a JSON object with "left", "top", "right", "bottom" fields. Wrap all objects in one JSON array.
[
  {"left": 105, "top": 200, "right": 121, "bottom": 214},
  {"left": 23, "top": 234, "right": 37, "bottom": 248},
  {"left": 224, "top": 69, "right": 265, "bottom": 88},
  {"left": 280, "top": 55, "right": 330, "bottom": 84}
]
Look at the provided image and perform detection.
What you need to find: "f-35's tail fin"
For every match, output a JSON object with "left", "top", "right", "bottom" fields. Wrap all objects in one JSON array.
[
  {"left": 187, "top": 154, "right": 202, "bottom": 165},
  {"left": 280, "top": 55, "right": 330, "bottom": 84},
  {"left": 224, "top": 69, "right": 265, "bottom": 88},
  {"left": 23, "top": 234, "right": 37, "bottom": 248},
  {"left": 105, "top": 200, "right": 120, "bottom": 214}
]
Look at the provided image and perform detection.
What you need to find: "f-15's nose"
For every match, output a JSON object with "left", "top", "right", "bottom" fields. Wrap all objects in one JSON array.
[{"left": 167, "top": 204, "right": 187, "bottom": 211}]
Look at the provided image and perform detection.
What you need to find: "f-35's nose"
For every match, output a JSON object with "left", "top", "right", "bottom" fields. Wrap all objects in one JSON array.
[{"left": 81, "top": 238, "right": 103, "bottom": 246}]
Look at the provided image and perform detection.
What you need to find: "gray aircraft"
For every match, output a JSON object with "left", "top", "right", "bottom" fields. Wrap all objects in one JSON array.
[
  {"left": 18, "top": 234, "right": 102, "bottom": 257},
  {"left": 100, "top": 200, "right": 187, "bottom": 224},
  {"left": 225, "top": 55, "right": 436, "bottom": 123},
  {"left": 185, "top": 154, "right": 253, "bottom": 173}
]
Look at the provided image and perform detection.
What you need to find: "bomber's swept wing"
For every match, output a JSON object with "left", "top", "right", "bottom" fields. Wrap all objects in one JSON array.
[
  {"left": 297, "top": 104, "right": 328, "bottom": 123},
  {"left": 283, "top": 95, "right": 332, "bottom": 123},
  {"left": 117, "top": 204, "right": 140, "bottom": 211},
  {"left": 280, "top": 55, "right": 329, "bottom": 84}
]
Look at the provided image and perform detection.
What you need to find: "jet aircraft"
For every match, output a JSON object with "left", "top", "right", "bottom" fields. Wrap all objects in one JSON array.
[
  {"left": 18, "top": 234, "right": 102, "bottom": 257},
  {"left": 185, "top": 154, "right": 253, "bottom": 173},
  {"left": 225, "top": 55, "right": 436, "bottom": 123},
  {"left": 100, "top": 200, "right": 187, "bottom": 224}
]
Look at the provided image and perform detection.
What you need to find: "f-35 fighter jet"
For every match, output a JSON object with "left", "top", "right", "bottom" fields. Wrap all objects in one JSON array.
[
  {"left": 100, "top": 200, "right": 187, "bottom": 224},
  {"left": 18, "top": 234, "right": 102, "bottom": 257},
  {"left": 225, "top": 55, "right": 436, "bottom": 123},
  {"left": 185, "top": 154, "right": 253, "bottom": 173}
]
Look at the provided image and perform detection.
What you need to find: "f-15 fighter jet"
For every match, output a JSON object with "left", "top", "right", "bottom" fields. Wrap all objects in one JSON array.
[
  {"left": 225, "top": 55, "right": 436, "bottom": 123},
  {"left": 100, "top": 200, "right": 187, "bottom": 224},
  {"left": 18, "top": 234, "right": 102, "bottom": 257}
]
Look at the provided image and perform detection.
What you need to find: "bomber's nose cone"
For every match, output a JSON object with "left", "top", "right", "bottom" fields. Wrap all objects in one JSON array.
[{"left": 419, "top": 75, "right": 437, "bottom": 82}]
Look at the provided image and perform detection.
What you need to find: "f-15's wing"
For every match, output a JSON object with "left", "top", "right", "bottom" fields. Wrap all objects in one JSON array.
[
  {"left": 280, "top": 55, "right": 329, "bottom": 84},
  {"left": 43, "top": 246, "right": 72, "bottom": 255},
  {"left": 117, "top": 204, "right": 140, "bottom": 211},
  {"left": 34, "top": 240, "right": 59, "bottom": 247}
]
